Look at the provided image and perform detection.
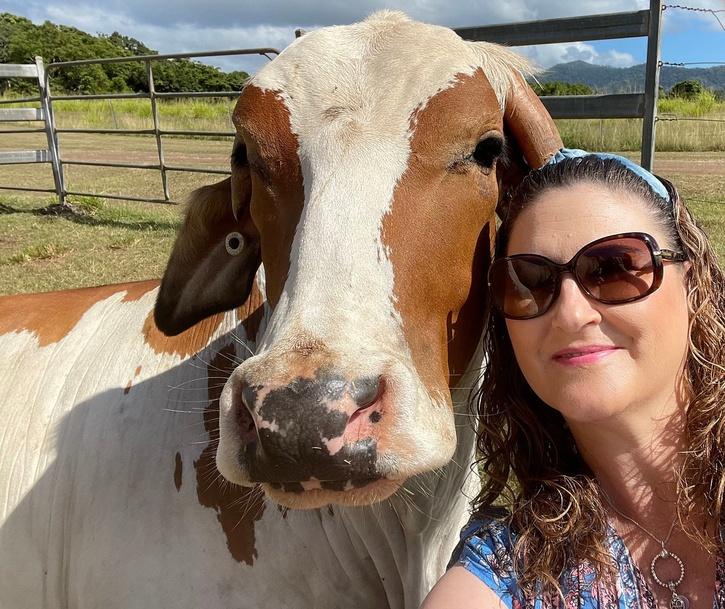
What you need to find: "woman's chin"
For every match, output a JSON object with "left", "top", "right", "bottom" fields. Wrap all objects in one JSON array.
[{"left": 544, "top": 386, "right": 630, "bottom": 424}]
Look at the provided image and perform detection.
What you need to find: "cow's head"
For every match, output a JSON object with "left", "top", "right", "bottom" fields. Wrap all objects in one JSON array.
[{"left": 155, "top": 12, "right": 562, "bottom": 509}]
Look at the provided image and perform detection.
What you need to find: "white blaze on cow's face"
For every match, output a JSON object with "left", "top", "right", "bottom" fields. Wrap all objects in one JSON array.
[{"left": 216, "top": 12, "right": 538, "bottom": 508}]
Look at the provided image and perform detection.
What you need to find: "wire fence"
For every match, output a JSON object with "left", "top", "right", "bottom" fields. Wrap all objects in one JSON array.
[
  {"left": 663, "top": 4, "right": 725, "bottom": 30},
  {"left": 659, "top": 0, "right": 725, "bottom": 209},
  {"left": 657, "top": 5, "right": 725, "bottom": 206},
  {"left": 657, "top": 117, "right": 725, "bottom": 122},
  {"left": 661, "top": 61, "right": 725, "bottom": 66},
  {"left": 655, "top": 2, "right": 725, "bottom": 138}
]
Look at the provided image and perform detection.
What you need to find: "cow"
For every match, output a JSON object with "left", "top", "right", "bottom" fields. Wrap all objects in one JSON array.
[{"left": 0, "top": 11, "right": 562, "bottom": 609}]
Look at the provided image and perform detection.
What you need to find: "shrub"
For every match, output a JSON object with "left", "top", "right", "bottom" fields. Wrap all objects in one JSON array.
[{"left": 669, "top": 80, "right": 705, "bottom": 100}]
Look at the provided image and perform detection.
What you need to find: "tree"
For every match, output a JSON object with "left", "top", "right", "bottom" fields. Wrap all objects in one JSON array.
[
  {"left": 669, "top": 80, "right": 705, "bottom": 99},
  {"left": 103, "top": 32, "right": 155, "bottom": 56},
  {"left": 531, "top": 81, "right": 594, "bottom": 96},
  {"left": 0, "top": 12, "right": 250, "bottom": 95}
]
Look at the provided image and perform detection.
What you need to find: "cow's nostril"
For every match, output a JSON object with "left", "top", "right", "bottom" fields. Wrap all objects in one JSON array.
[
  {"left": 236, "top": 383, "right": 259, "bottom": 446},
  {"left": 350, "top": 375, "right": 382, "bottom": 410},
  {"left": 241, "top": 384, "right": 258, "bottom": 413}
]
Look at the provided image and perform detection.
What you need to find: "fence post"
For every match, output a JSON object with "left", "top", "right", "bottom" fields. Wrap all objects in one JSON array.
[
  {"left": 36, "top": 56, "right": 65, "bottom": 205},
  {"left": 146, "top": 60, "right": 171, "bottom": 201},
  {"left": 641, "top": 0, "right": 663, "bottom": 171}
]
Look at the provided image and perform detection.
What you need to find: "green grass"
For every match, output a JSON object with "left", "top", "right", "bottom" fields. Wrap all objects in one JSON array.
[
  {"left": 1, "top": 95, "right": 235, "bottom": 133},
  {"left": 658, "top": 90, "right": 720, "bottom": 117},
  {"left": 555, "top": 115, "right": 725, "bottom": 152},
  {"left": 552, "top": 92, "right": 725, "bottom": 152},
  {"left": 7, "top": 242, "right": 70, "bottom": 264},
  {"left": 0, "top": 194, "right": 181, "bottom": 294},
  {"left": 52, "top": 97, "right": 235, "bottom": 133},
  {"left": 0, "top": 149, "right": 722, "bottom": 295}
]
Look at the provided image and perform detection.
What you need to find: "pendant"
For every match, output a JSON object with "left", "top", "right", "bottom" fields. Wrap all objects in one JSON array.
[
  {"left": 651, "top": 549, "right": 685, "bottom": 589},
  {"left": 670, "top": 592, "right": 689, "bottom": 609}
]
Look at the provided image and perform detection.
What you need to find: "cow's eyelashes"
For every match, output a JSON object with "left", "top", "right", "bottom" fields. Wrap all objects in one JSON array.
[{"left": 472, "top": 135, "right": 504, "bottom": 169}]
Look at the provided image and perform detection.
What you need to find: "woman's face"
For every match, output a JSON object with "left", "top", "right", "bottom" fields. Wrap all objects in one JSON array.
[{"left": 505, "top": 181, "right": 690, "bottom": 424}]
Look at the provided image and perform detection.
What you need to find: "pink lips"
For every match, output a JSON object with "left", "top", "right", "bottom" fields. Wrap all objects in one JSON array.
[{"left": 551, "top": 345, "right": 621, "bottom": 366}]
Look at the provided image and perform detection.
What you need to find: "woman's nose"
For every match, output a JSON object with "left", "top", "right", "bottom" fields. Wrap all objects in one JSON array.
[{"left": 549, "top": 275, "right": 602, "bottom": 332}]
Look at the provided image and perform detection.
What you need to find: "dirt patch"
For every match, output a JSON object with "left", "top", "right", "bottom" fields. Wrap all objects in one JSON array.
[{"left": 653, "top": 158, "right": 724, "bottom": 176}]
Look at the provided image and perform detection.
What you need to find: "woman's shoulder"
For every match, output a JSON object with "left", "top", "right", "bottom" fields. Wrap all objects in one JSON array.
[
  {"left": 454, "top": 513, "right": 515, "bottom": 558},
  {"left": 449, "top": 512, "right": 521, "bottom": 604}
]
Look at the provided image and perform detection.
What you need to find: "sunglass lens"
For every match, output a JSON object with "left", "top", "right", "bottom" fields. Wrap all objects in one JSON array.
[
  {"left": 490, "top": 257, "right": 557, "bottom": 319},
  {"left": 576, "top": 237, "right": 655, "bottom": 302}
]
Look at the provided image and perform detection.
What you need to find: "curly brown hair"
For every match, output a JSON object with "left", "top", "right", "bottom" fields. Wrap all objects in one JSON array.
[{"left": 472, "top": 155, "right": 725, "bottom": 597}]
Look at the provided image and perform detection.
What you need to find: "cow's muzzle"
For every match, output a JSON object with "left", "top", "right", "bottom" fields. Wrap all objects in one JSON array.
[{"left": 228, "top": 367, "right": 389, "bottom": 490}]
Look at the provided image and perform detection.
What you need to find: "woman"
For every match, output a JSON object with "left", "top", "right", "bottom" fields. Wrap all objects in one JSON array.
[{"left": 422, "top": 150, "right": 725, "bottom": 609}]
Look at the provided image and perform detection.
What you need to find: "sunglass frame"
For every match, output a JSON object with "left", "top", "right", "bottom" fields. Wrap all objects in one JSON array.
[{"left": 488, "top": 231, "right": 687, "bottom": 320}]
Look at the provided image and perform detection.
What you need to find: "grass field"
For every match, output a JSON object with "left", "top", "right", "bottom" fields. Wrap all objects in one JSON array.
[
  {"left": 0, "top": 127, "right": 723, "bottom": 295},
  {"left": 3, "top": 93, "right": 725, "bottom": 150}
]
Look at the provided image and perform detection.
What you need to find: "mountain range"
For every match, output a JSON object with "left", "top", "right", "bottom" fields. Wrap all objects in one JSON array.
[{"left": 535, "top": 60, "right": 725, "bottom": 94}]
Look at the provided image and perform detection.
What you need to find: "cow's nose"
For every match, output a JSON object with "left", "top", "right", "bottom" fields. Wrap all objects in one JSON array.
[
  {"left": 235, "top": 371, "right": 387, "bottom": 484},
  {"left": 351, "top": 375, "right": 381, "bottom": 409}
]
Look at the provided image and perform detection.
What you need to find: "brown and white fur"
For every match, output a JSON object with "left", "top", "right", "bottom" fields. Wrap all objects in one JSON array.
[{"left": 0, "top": 12, "right": 561, "bottom": 609}]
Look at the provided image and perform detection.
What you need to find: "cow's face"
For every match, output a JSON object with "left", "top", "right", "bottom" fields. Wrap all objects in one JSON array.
[{"left": 156, "top": 12, "right": 561, "bottom": 508}]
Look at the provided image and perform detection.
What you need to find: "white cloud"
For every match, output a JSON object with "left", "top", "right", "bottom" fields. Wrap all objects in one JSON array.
[
  {"left": 516, "top": 42, "right": 637, "bottom": 69},
  {"left": 11, "top": 0, "right": 656, "bottom": 29},
  {"left": 594, "top": 49, "right": 638, "bottom": 68},
  {"left": 28, "top": 3, "right": 294, "bottom": 73},
  {"left": 4, "top": 0, "right": 697, "bottom": 72}
]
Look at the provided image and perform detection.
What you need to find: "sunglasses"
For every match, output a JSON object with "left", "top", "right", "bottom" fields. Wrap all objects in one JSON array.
[{"left": 488, "top": 232, "right": 687, "bottom": 320}]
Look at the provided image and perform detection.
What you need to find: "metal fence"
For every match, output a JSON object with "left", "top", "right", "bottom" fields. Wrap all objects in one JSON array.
[
  {"left": 0, "top": 48, "right": 278, "bottom": 205},
  {"left": 0, "top": 0, "right": 663, "bottom": 205},
  {"left": 0, "top": 57, "right": 63, "bottom": 199},
  {"left": 456, "top": 0, "right": 663, "bottom": 170}
]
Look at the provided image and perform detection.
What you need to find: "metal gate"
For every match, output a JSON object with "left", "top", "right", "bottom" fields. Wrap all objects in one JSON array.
[
  {"left": 1, "top": 48, "right": 278, "bottom": 205},
  {"left": 456, "top": 0, "right": 663, "bottom": 170},
  {"left": 0, "top": 57, "right": 63, "bottom": 198}
]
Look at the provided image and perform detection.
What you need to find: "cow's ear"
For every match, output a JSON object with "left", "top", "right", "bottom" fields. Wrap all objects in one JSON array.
[
  {"left": 504, "top": 72, "right": 562, "bottom": 169},
  {"left": 498, "top": 72, "right": 563, "bottom": 213},
  {"left": 154, "top": 148, "right": 261, "bottom": 336}
]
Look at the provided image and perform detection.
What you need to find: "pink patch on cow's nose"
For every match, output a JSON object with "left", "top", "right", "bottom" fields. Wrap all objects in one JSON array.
[{"left": 341, "top": 376, "right": 386, "bottom": 445}]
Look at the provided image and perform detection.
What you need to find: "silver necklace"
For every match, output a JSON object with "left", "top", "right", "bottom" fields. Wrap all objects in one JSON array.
[{"left": 600, "top": 489, "right": 688, "bottom": 609}]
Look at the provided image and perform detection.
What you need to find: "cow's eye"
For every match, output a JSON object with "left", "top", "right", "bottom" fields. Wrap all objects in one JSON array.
[
  {"left": 472, "top": 135, "right": 504, "bottom": 169},
  {"left": 225, "top": 232, "right": 245, "bottom": 256}
]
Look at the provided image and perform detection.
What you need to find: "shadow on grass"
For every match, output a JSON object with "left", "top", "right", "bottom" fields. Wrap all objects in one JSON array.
[{"left": 0, "top": 201, "right": 180, "bottom": 231}]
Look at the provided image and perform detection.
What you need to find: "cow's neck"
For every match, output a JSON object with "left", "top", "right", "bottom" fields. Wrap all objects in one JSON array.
[
  {"left": 333, "top": 354, "right": 481, "bottom": 608},
  {"left": 284, "top": 356, "right": 481, "bottom": 609},
  {"left": 243, "top": 295, "right": 481, "bottom": 608}
]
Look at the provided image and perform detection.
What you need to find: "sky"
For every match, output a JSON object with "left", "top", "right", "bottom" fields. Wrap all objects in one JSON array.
[{"left": 2, "top": 0, "right": 723, "bottom": 74}]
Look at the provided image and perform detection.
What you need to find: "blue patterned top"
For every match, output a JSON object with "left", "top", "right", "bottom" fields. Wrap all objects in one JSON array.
[{"left": 451, "top": 518, "right": 725, "bottom": 609}]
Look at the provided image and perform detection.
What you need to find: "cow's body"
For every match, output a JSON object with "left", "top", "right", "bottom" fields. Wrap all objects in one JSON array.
[
  {"left": 0, "top": 280, "right": 480, "bottom": 609},
  {"left": 0, "top": 12, "right": 563, "bottom": 608}
]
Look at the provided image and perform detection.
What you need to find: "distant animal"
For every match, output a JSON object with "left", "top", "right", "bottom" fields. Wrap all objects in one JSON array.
[{"left": 0, "top": 11, "right": 561, "bottom": 609}]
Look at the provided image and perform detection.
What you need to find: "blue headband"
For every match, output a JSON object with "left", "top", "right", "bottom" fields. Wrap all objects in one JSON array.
[{"left": 546, "top": 148, "right": 670, "bottom": 202}]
